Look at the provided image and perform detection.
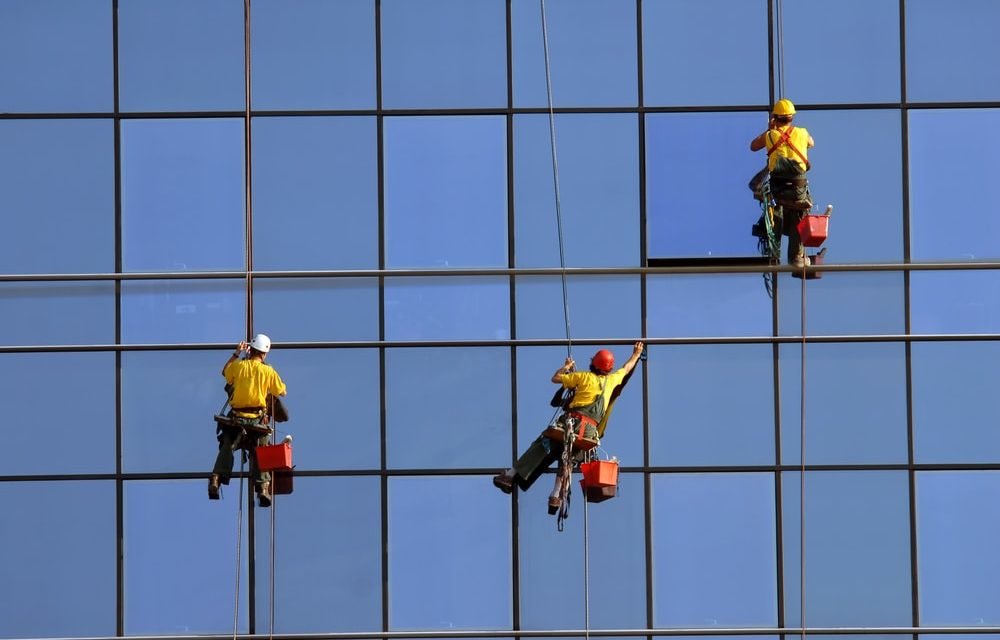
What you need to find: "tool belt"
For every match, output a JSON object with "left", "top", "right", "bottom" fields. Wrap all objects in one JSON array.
[{"left": 232, "top": 406, "right": 265, "bottom": 414}]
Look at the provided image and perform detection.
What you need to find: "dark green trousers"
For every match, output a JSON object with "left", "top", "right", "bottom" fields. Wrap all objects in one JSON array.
[{"left": 212, "top": 417, "right": 271, "bottom": 487}]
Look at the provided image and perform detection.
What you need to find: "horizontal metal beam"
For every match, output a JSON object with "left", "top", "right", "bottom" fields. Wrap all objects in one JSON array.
[
  {"left": 2, "top": 333, "right": 1000, "bottom": 354},
  {"left": 34, "top": 626, "right": 1000, "bottom": 640},
  {"left": 2, "top": 98, "right": 999, "bottom": 119},
  {"left": 3, "top": 261, "right": 1000, "bottom": 282},
  {"left": 8, "top": 461, "right": 1000, "bottom": 483}
]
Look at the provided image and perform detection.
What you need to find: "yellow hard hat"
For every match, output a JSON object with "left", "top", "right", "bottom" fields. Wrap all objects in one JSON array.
[{"left": 772, "top": 99, "right": 796, "bottom": 116}]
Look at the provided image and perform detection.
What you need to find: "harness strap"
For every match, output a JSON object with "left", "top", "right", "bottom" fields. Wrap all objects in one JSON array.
[{"left": 766, "top": 126, "right": 811, "bottom": 170}]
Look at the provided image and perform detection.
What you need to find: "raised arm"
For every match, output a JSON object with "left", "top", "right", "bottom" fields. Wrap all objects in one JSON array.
[
  {"left": 222, "top": 341, "right": 248, "bottom": 376},
  {"left": 620, "top": 342, "right": 645, "bottom": 376},
  {"left": 551, "top": 357, "right": 575, "bottom": 384}
]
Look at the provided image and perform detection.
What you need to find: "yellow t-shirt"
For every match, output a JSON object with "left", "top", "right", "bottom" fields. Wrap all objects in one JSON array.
[
  {"left": 765, "top": 125, "right": 811, "bottom": 172},
  {"left": 224, "top": 359, "right": 286, "bottom": 417},
  {"left": 561, "top": 369, "right": 628, "bottom": 415}
]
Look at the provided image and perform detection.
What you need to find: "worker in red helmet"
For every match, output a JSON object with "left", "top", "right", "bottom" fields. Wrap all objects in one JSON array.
[
  {"left": 748, "top": 98, "right": 816, "bottom": 267},
  {"left": 493, "top": 341, "right": 645, "bottom": 514},
  {"left": 209, "top": 334, "right": 287, "bottom": 507}
]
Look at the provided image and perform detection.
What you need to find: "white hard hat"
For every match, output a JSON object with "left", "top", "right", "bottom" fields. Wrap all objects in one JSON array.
[{"left": 250, "top": 333, "right": 272, "bottom": 353}]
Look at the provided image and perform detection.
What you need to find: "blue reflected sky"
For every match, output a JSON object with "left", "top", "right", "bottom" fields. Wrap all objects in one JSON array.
[{"left": 4, "top": 0, "right": 1000, "bottom": 636}]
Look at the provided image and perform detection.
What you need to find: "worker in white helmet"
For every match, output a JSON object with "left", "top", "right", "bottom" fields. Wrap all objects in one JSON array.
[{"left": 208, "top": 334, "right": 287, "bottom": 507}]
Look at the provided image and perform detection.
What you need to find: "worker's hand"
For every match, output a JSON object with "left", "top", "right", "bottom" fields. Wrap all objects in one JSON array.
[
  {"left": 234, "top": 341, "right": 248, "bottom": 357},
  {"left": 563, "top": 357, "right": 575, "bottom": 372},
  {"left": 633, "top": 341, "right": 645, "bottom": 354}
]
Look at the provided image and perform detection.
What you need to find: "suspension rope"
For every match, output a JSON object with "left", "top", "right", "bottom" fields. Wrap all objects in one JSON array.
[
  {"left": 775, "top": 0, "right": 786, "bottom": 98},
  {"left": 243, "top": 0, "right": 254, "bottom": 334},
  {"left": 232, "top": 455, "right": 246, "bottom": 640},
  {"left": 269, "top": 484, "right": 276, "bottom": 640},
  {"left": 799, "top": 263, "right": 807, "bottom": 640},
  {"left": 538, "top": 0, "right": 573, "bottom": 358}
]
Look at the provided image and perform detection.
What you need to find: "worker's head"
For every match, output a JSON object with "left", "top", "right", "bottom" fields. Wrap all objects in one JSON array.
[
  {"left": 249, "top": 333, "right": 272, "bottom": 356},
  {"left": 590, "top": 349, "right": 615, "bottom": 374},
  {"left": 772, "top": 98, "right": 796, "bottom": 124}
]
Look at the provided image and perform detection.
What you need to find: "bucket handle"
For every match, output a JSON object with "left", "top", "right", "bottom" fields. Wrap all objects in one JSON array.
[{"left": 587, "top": 446, "right": 618, "bottom": 464}]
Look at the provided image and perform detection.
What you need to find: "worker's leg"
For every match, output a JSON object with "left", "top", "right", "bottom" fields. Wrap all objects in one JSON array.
[
  {"left": 252, "top": 431, "right": 273, "bottom": 507},
  {"left": 785, "top": 210, "right": 806, "bottom": 266},
  {"left": 211, "top": 429, "right": 239, "bottom": 485},
  {"left": 511, "top": 435, "right": 563, "bottom": 492}
]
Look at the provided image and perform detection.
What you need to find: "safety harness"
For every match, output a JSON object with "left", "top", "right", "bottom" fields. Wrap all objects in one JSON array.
[{"left": 766, "top": 125, "right": 811, "bottom": 171}]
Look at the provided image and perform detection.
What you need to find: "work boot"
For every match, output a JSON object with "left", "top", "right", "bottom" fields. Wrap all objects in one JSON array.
[
  {"left": 792, "top": 254, "right": 811, "bottom": 268},
  {"left": 492, "top": 473, "right": 514, "bottom": 494},
  {"left": 257, "top": 482, "right": 272, "bottom": 508},
  {"left": 208, "top": 474, "right": 220, "bottom": 500},
  {"left": 547, "top": 496, "right": 562, "bottom": 516}
]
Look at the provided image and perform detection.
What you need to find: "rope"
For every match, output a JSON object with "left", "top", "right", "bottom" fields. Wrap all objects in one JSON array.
[
  {"left": 582, "top": 492, "right": 591, "bottom": 640},
  {"left": 775, "top": 0, "right": 785, "bottom": 98},
  {"left": 242, "top": 0, "right": 254, "bottom": 334},
  {"left": 538, "top": 0, "right": 572, "bottom": 358},
  {"left": 799, "top": 261, "right": 806, "bottom": 640},
  {"left": 269, "top": 486, "right": 276, "bottom": 640},
  {"left": 232, "top": 455, "right": 246, "bottom": 640}
]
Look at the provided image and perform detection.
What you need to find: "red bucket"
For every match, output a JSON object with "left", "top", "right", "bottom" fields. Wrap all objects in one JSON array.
[
  {"left": 580, "top": 459, "right": 619, "bottom": 489},
  {"left": 797, "top": 214, "right": 829, "bottom": 247},
  {"left": 255, "top": 442, "right": 292, "bottom": 472}
]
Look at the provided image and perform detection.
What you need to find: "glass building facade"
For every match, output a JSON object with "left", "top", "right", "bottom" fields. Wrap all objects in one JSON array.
[{"left": 2, "top": 0, "right": 1000, "bottom": 638}]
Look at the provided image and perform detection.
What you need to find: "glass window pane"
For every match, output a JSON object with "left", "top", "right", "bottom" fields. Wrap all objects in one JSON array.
[
  {"left": 647, "top": 112, "right": 764, "bottom": 258},
  {"left": 0, "top": 282, "right": 115, "bottom": 346},
  {"left": 251, "top": 0, "right": 375, "bottom": 110},
  {"left": 917, "top": 471, "right": 1000, "bottom": 625},
  {"left": 253, "top": 278, "right": 380, "bottom": 342},
  {"left": 1, "top": 353, "right": 115, "bottom": 474},
  {"left": 912, "top": 342, "right": 1000, "bottom": 463},
  {"left": 252, "top": 117, "right": 378, "bottom": 270},
  {"left": 910, "top": 270, "right": 1000, "bottom": 334},
  {"left": 384, "top": 116, "right": 507, "bottom": 268},
  {"left": 909, "top": 109, "right": 1000, "bottom": 261},
  {"left": 386, "top": 348, "right": 510, "bottom": 469},
  {"left": 780, "top": 0, "right": 900, "bottom": 104},
  {"left": 780, "top": 343, "right": 908, "bottom": 465},
  {"left": 649, "top": 345, "right": 774, "bottom": 466},
  {"left": 0, "top": 120, "right": 114, "bottom": 273},
  {"left": 516, "top": 346, "right": 645, "bottom": 468},
  {"left": 270, "top": 349, "right": 381, "bottom": 471},
  {"left": 642, "top": 0, "right": 768, "bottom": 107},
  {"left": 118, "top": 0, "right": 244, "bottom": 111},
  {"left": 121, "top": 118, "right": 245, "bottom": 272},
  {"left": 0, "top": 0, "right": 112, "bottom": 112},
  {"left": 647, "top": 275, "right": 772, "bottom": 337},
  {"left": 518, "top": 473, "right": 646, "bottom": 629},
  {"left": 388, "top": 477, "right": 511, "bottom": 629},
  {"left": 120, "top": 280, "right": 245, "bottom": 345},
  {"left": 254, "top": 477, "right": 382, "bottom": 632},
  {"left": 515, "top": 276, "right": 640, "bottom": 340},
  {"left": 381, "top": 0, "right": 506, "bottom": 109},
  {"left": 514, "top": 114, "right": 639, "bottom": 267},
  {"left": 122, "top": 350, "right": 233, "bottom": 473},
  {"left": 802, "top": 109, "right": 903, "bottom": 263},
  {"left": 652, "top": 473, "right": 777, "bottom": 627},
  {"left": 512, "top": 0, "right": 636, "bottom": 108},
  {"left": 777, "top": 272, "right": 905, "bottom": 336},
  {"left": 124, "top": 480, "right": 249, "bottom": 634},
  {"left": 782, "top": 471, "right": 912, "bottom": 626},
  {"left": 906, "top": 0, "right": 1000, "bottom": 102},
  {"left": 0, "top": 481, "right": 116, "bottom": 639},
  {"left": 384, "top": 277, "right": 510, "bottom": 341}
]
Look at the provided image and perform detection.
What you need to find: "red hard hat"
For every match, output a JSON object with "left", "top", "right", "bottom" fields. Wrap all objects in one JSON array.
[{"left": 591, "top": 349, "right": 614, "bottom": 374}]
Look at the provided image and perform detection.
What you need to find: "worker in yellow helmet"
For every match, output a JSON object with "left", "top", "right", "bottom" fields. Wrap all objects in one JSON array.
[{"left": 748, "top": 99, "right": 816, "bottom": 267}]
